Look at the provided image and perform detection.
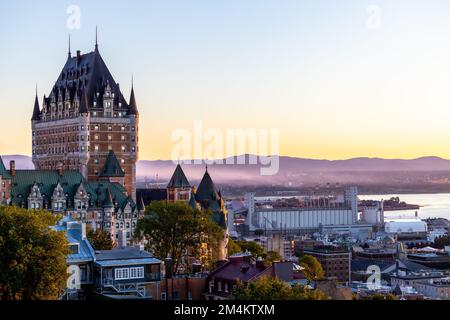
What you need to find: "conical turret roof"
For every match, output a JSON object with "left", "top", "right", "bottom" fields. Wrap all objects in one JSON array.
[{"left": 167, "top": 164, "right": 190, "bottom": 188}]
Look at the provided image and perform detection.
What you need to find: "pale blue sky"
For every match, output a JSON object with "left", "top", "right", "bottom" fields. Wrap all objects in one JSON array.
[{"left": 1, "top": 0, "right": 450, "bottom": 160}]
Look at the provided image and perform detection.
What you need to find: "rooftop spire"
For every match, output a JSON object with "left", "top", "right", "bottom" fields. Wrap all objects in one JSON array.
[
  {"left": 32, "top": 85, "right": 40, "bottom": 121},
  {"left": 68, "top": 34, "right": 71, "bottom": 59},
  {"left": 129, "top": 75, "right": 138, "bottom": 115},
  {"left": 95, "top": 25, "right": 98, "bottom": 51}
]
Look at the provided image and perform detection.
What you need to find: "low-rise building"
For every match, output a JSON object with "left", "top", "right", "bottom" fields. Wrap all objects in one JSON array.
[
  {"left": 94, "top": 247, "right": 162, "bottom": 299},
  {"left": 205, "top": 253, "right": 293, "bottom": 300},
  {"left": 415, "top": 278, "right": 450, "bottom": 300},
  {"left": 303, "top": 246, "right": 351, "bottom": 284}
]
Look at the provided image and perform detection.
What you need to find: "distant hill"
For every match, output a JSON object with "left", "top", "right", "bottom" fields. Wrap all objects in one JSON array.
[{"left": 3, "top": 154, "right": 450, "bottom": 189}]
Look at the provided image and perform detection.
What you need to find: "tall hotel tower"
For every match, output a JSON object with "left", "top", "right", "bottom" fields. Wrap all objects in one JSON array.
[{"left": 31, "top": 38, "right": 139, "bottom": 200}]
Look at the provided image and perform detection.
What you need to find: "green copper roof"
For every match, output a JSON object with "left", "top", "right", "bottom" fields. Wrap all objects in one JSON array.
[
  {"left": 10, "top": 170, "right": 84, "bottom": 207},
  {"left": 9, "top": 168, "right": 132, "bottom": 210},
  {"left": 100, "top": 150, "right": 125, "bottom": 177},
  {"left": 167, "top": 164, "right": 191, "bottom": 188},
  {"left": 195, "top": 169, "right": 219, "bottom": 202},
  {"left": 0, "top": 156, "right": 11, "bottom": 179}
]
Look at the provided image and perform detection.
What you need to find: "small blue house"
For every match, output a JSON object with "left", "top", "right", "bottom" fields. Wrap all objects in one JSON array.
[{"left": 94, "top": 247, "right": 162, "bottom": 299}]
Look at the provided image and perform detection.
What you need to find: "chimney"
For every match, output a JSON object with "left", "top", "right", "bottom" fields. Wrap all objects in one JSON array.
[
  {"left": 81, "top": 222, "right": 86, "bottom": 240},
  {"left": 256, "top": 257, "right": 265, "bottom": 269},
  {"left": 9, "top": 160, "right": 15, "bottom": 177},
  {"left": 164, "top": 257, "right": 173, "bottom": 279},
  {"left": 76, "top": 50, "right": 81, "bottom": 65},
  {"left": 56, "top": 162, "right": 63, "bottom": 176}
]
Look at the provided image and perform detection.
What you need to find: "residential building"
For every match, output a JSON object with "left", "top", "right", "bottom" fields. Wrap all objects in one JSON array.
[
  {"left": 205, "top": 252, "right": 293, "bottom": 300},
  {"left": 94, "top": 247, "right": 162, "bottom": 299},
  {"left": 55, "top": 216, "right": 96, "bottom": 300}
]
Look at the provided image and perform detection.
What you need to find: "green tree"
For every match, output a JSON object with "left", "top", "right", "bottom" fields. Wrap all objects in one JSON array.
[
  {"left": 134, "top": 201, "right": 223, "bottom": 274},
  {"left": 235, "top": 240, "right": 265, "bottom": 258},
  {"left": 0, "top": 206, "right": 69, "bottom": 300},
  {"left": 231, "top": 277, "right": 328, "bottom": 300},
  {"left": 264, "top": 251, "right": 282, "bottom": 267},
  {"left": 227, "top": 239, "right": 242, "bottom": 256},
  {"left": 299, "top": 255, "right": 325, "bottom": 284},
  {"left": 87, "top": 228, "right": 114, "bottom": 250},
  {"left": 359, "top": 293, "right": 397, "bottom": 300}
]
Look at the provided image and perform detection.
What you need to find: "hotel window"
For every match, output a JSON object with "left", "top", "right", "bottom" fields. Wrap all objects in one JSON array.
[
  {"left": 94, "top": 124, "right": 99, "bottom": 130},
  {"left": 115, "top": 268, "right": 130, "bottom": 280},
  {"left": 129, "top": 267, "right": 144, "bottom": 279},
  {"left": 161, "top": 292, "right": 167, "bottom": 300},
  {"left": 121, "top": 135, "right": 125, "bottom": 141},
  {"left": 217, "top": 281, "right": 222, "bottom": 292},
  {"left": 108, "top": 125, "right": 112, "bottom": 131},
  {"left": 94, "top": 159, "right": 99, "bottom": 164},
  {"left": 121, "top": 126, "right": 125, "bottom": 131},
  {"left": 108, "top": 135, "right": 112, "bottom": 141},
  {"left": 121, "top": 145, "right": 126, "bottom": 152},
  {"left": 121, "top": 159, "right": 125, "bottom": 164},
  {"left": 94, "top": 134, "right": 99, "bottom": 140},
  {"left": 94, "top": 145, "right": 99, "bottom": 151},
  {"left": 224, "top": 283, "right": 229, "bottom": 292}
]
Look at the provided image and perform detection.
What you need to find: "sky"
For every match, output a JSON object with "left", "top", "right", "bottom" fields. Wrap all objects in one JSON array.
[{"left": 1, "top": 0, "right": 450, "bottom": 161}]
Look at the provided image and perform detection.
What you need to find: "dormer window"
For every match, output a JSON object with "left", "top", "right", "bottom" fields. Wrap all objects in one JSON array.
[{"left": 69, "top": 244, "right": 79, "bottom": 254}]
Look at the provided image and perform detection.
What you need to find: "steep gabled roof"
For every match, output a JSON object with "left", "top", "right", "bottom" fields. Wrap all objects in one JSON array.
[
  {"left": 52, "top": 49, "right": 129, "bottom": 110},
  {"left": 100, "top": 150, "right": 125, "bottom": 177},
  {"left": 167, "top": 164, "right": 190, "bottom": 188}
]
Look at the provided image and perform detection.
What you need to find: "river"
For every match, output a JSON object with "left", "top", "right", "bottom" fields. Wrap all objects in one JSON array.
[{"left": 359, "top": 193, "right": 450, "bottom": 221}]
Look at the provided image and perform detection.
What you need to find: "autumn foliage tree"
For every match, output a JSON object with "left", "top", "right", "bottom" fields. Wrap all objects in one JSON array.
[
  {"left": 134, "top": 201, "right": 223, "bottom": 274},
  {"left": 87, "top": 227, "right": 114, "bottom": 250},
  {"left": 299, "top": 255, "right": 325, "bottom": 284},
  {"left": 231, "top": 277, "right": 329, "bottom": 300},
  {"left": 0, "top": 206, "right": 69, "bottom": 300}
]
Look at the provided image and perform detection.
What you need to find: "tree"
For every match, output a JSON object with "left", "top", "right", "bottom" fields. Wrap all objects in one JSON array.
[
  {"left": 359, "top": 293, "right": 397, "bottom": 300},
  {"left": 299, "top": 255, "right": 325, "bottom": 283},
  {"left": 235, "top": 240, "right": 265, "bottom": 258},
  {"left": 264, "top": 251, "right": 282, "bottom": 267},
  {"left": 87, "top": 228, "right": 114, "bottom": 250},
  {"left": 434, "top": 235, "right": 450, "bottom": 249},
  {"left": 0, "top": 206, "right": 69, "bottom": 300},
  {"left": 227, "top": 239, "right": 242, "bottom": 256},
  {"left": 134, "top": 201, "right": 223, "bottom": 274},
  {"left": 231, "top": 277, "right": 328, "bottom": 300}
]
